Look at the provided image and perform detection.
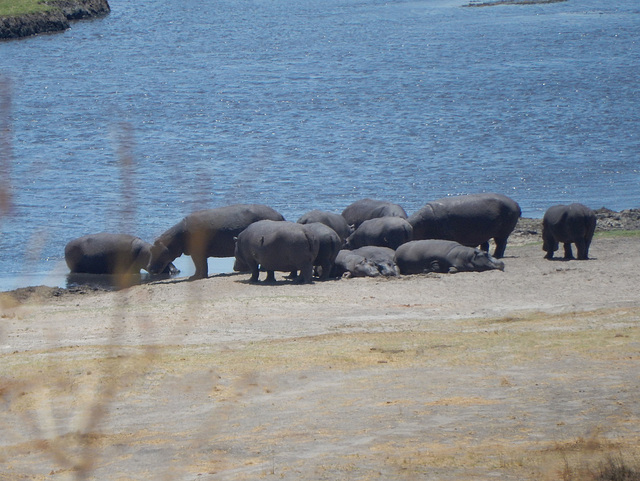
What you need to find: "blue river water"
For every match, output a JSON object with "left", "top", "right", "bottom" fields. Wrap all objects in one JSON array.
[{"left": 0, "top": 0, "right": 638, "bottom": 291}]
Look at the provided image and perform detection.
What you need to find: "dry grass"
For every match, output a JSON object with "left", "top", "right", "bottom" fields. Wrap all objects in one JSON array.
[{"left": 2, "top": 307, "right": 639, "bottom": 479}]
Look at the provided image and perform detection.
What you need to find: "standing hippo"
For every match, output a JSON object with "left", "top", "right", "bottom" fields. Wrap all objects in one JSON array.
[
  {"left": 341, "top": 198, "right": 408, "bottom": 229},
  {"left": 394, "top": 239, "right": 505, "bottom": 274},
  {"left": 65, "top": 233, "right": 157, "bottom": 275},
  {"left": 542, "top": 203, "right": 596, "bottom": 260},
  {"left": 331, "top": 250, "right": 380, "bottom": 278},
  {"left": 302, "top": 222, "right": 342, "bottom": 280},
  {"left": 148, "top": 204, "right": 284, "bottom": 279},
  {"left": 345, "top": 216, "right": 413, "bottom": 250},
  {"left": 297, "top": 210, "right": 352, "bottom": 243},
  {"left": 408, "top": 193, "right": 521, "bottom": 258},
  {"left": 350, "top": 246, "right": 400, "bottom": 277},
  {"left": 234, "top": 220, "right": 319, "bottom": 283}
]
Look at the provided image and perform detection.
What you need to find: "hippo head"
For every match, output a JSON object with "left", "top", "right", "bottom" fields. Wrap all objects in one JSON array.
[
  {"left": 351, "top": 259, "right": 381, "bottom": 278},
  {"left": 472, "top": 249, "right": 505, "bottom": 272},
  {"left": 147, "top": 241, "right": 173, "bottom": 274},
  {"left": 378, "top": 261, "right": 400, "bottom": 277}
]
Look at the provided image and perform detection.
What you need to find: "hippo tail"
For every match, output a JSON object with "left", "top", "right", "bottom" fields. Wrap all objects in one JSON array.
[{"left": 304, "top": 229, "right": 320, "bottom": 259}]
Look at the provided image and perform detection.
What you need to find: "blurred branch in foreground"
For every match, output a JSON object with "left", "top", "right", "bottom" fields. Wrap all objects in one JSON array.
[
  {"left": 113, "top": 122, "right": 136, "bottom": 235},
  {"left": 0, "top": 75, "right": 14, "bottom": 218}
]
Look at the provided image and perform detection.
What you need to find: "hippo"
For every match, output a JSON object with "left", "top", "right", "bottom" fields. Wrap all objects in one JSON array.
[
  {"left": 65, "top": 233, "right": 176, "bottom": 275},
  {"left": 350, "top": 246, "right": 400, "bottom": 277},
  {"left": 394, "top": 239, "right": 505, "bottom": 275},
  {"left": 297, "top": 210, "right": 352, "bottom": 243},
  {"left": 302, "top": 222, "right": 342, "bottom": 280},
  {"left": 331, "top": 250, "right": 380, "bottom": 278},
  {"left": 234, "top": 220, "right": 320, "bottom": 283},
  {"left": 542, "top": 203, "right": 596, "bottom": 260},
  {"left": 407, "top": 193, "right": 521, "bottom": 258},
  {"left": 345, "top": 216, "right": 413, "bottom": 250},
  {"left": 341, "top": 198, "right": 408, "bottom": 229},
  {"left": 148, "top": 204, "right": 284, "bottom": 280}
]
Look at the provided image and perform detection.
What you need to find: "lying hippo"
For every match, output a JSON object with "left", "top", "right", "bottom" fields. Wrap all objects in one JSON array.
[
  {"left": 297, "top": 210, "right": 351, "bottom": 243},
  {"left": 394, "top": 239, "right": 505, "bottom": 274},
  {"left": 148, "top": 204, "right": 284, "bottom": 279},
  {"left": 345, "top": 217, "right": 413, "bottom": 250},
  {"left": 350, "top": 246, "right": 400, "bottom": 277},
  {"left": 331, "top": 250, "right": 380, "bottom": 278},
  {"left": 234, "top": 220, "right": 319, "bottom": 283},
  {"left": 65, "top": 233, "right": 176, "bottom": 275},
  {"left": 408, "top": 193, "right": 521, "bottom": 258},
  {"left": 341, "top": 198, "right": 408, "bottom": 229},
  {"left": 542, "top": 203, "right": 596, "bottom": 260}
]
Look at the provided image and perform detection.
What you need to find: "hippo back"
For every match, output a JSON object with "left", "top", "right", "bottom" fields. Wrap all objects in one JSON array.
[
  {"left": 542, "top": 203, "right": 596, "bottom": 243},
  {"left": 297, "top": 210, "right": 351, "bottom": 242},
  {"left": 236, "top": 220, "right": 319, "bottom": 273},
  {"left": 408, "top": 193, "right": 521, "bottom": 247},
  {"left": 183, "top": 204, "right": 285, "bottom": 256},
  {"left": 345, "top": 217, "right": 413, "bottom": 250},
  {"left": 65, "top": 233, "right": 150, "bottom": 275},
  {"left": 149, "top": 203, "right": 284, "bottom": 274},
  {"left": 341, "top": 198, "right": 408, "bottom": 229}
]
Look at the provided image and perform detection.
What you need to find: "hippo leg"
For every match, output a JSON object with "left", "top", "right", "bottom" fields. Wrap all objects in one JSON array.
[
  {"left": 317, "top": 261, "right": 332, "bottom": 280},
  {"left": 479, "top": 241, "right": 490, "bottom": 253},
  {"left": 542, "top": 235, "right": 557, "bottom": 259},
  {"left": 191, "top": 255, "right": 209, "bottom": 280},
  {"left": 563, "top": 243, "right": 575, "bottom": 260},
  {"left": 264, "top": 271, "right": 277, "bottom": 283},
  {"left": 575, "top": 239, "right": 588, "bottom": 260},
  {"left": 297, "top": 264, "right": 314, "bottom": 284},
  {"left": 492, "top": 237, "right": 508, "bottom": 259},
  {"left": 249, "top": 263, "right": 260, "bottom": 283}
]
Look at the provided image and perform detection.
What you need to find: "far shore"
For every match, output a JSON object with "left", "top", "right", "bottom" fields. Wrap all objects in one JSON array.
[{"left": 0, "top": 0, "right": 110, "bottom": 40}]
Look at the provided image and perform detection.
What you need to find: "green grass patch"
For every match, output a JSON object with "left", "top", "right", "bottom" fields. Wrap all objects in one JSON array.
[
  {"left": 0, "top": 0, "right": 53, "bottom": 16},
  {"left": 595, "top": 229, "right": 640, "bottom": 239}
]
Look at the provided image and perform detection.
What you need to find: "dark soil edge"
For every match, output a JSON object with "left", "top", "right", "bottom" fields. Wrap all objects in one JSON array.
[{"left": 0, "top": 0, "right": 110, "bottom": 40}]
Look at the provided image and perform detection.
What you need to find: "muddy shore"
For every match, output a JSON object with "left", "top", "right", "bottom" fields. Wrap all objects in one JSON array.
[{"left": 1, "top": 211, "right": 639, "bottom": 480}]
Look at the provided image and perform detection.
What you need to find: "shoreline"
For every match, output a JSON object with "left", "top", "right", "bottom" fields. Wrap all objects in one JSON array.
[
  {"left": 1, "top": 207, "right": 639, "bottom": 295},
  {"left": 0, "top": 0, "right": 110, "bottom": 40}
]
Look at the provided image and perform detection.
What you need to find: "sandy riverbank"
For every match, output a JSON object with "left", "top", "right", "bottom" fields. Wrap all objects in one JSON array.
[{"left": 1, "top": 227, "right": 639, "bottom": 480}]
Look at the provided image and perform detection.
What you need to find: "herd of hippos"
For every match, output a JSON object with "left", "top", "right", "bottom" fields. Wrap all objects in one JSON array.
[{"left": 64, "top": 192, "right": 598, "bottom": 284}]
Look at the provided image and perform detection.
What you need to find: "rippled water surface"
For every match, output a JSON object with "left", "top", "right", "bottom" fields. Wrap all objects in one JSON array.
[{"left": 1, "top": 0, "right": 639, "bottom": 289}]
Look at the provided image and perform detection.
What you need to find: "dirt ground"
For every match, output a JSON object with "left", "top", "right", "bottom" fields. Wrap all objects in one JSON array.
[{"left": 1, "top": 215, "right": 639, "bottom": 480}]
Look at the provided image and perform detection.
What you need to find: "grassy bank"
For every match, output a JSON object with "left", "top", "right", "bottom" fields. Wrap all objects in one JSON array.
[
  {"left": 0, "top": 0, "right": 52, "bottom": 16},
  {"left": 1, "top": 0, "right": 109, "bottom": 39}
]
